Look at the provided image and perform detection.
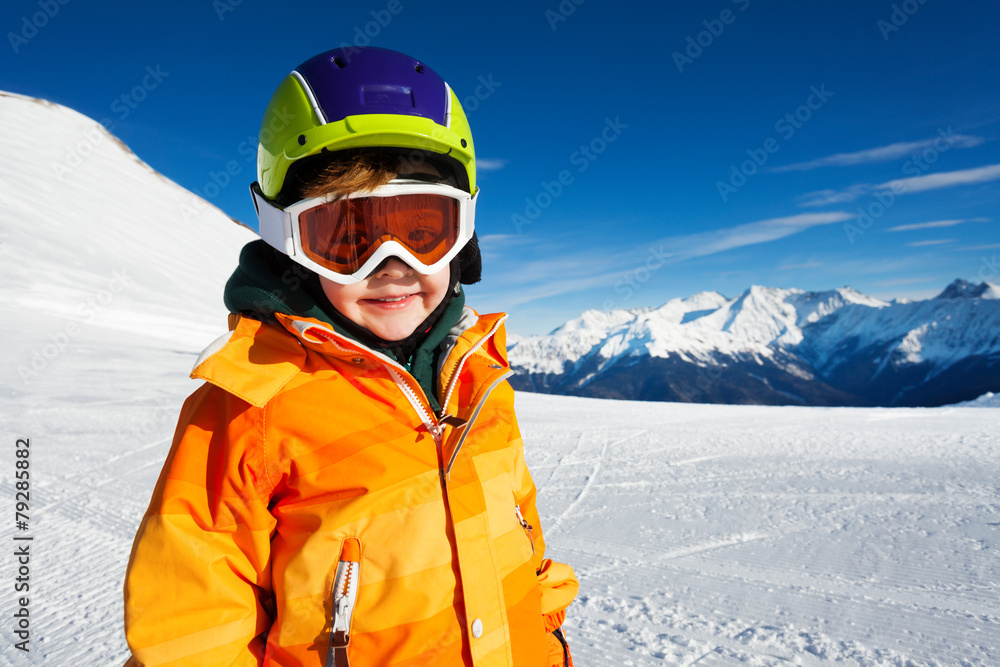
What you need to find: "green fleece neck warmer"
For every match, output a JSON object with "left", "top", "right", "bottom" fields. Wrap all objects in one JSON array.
[{"left": 224, "top": 240, "right": 465, "bottom": 412}]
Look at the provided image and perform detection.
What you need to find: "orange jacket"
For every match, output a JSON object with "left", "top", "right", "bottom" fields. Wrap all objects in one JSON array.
[{"left": 123, "top": 308, "right": 578, "bottom": 667}]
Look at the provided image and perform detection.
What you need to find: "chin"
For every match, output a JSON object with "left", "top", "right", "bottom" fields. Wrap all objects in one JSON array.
[{"left": 368, "top": 321, "right": 419, "bottom": 341}]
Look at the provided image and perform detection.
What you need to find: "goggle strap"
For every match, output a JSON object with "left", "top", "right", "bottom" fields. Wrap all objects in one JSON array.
[
  {"left": 250, "top": 182, "right": 296, "bottom": 257},
  {"left": 469, "top": 189, "right": 478, "bottom": 236}
]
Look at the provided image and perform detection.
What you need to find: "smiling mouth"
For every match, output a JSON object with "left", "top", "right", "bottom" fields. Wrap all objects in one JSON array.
[{"left": 362, "top": 294, "right": 419, "bottom": 308}]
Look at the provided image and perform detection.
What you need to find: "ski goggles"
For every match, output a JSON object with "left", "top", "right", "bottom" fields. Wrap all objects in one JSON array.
[{"left": 251, "top": 180, "right": 477, "bottom": 284}]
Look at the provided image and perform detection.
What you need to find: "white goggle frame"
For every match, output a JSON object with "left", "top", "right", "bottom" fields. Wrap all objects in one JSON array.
[{"left": 251, "top": 179, "right": 477, "bottom": 284}]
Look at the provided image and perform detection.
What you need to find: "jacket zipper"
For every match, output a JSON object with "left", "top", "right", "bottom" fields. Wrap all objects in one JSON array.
[
  {"left": 297, "top": 323, "right": 442, "bottom": 440},
  {"left": 439, "top": 315, "right": 508, "bottom": 413},
  {"left": 326, "top": 538, "right": 361, "bottom": 667},
  {"left": 514, "top": 504, "right": 536, "bottom": 555},
  {"left": 299, "top": 319, "right": 511, "bottom": 470},
  {"left": 444, "top": 368, "right": 514, "bottom": 477},
  {"left": 385, "top": 366, "right": 441, "bottom": 440}
]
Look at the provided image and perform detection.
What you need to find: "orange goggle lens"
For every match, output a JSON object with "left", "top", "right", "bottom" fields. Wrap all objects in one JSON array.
[{"left": 299, "top": 194, "right": 460, "bottom": 275}]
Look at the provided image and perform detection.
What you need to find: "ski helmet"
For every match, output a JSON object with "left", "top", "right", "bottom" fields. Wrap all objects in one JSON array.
[
  {"left": 255, "top": 46, "right": 476, "bottom": 200},
  {"left": 252, "top": 46, "right": 481, "bottom": 283}
]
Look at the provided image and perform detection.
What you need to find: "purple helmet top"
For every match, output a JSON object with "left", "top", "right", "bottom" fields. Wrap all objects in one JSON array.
[{"left": 294, "top": 47, "right": 449, "bottom": 126}]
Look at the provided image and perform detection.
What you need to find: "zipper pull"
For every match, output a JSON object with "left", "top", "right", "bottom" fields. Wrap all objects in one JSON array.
[
  {"left": 437, "top": 413, "right": 468, "bottom": 429},
  {"left": 437, "top": 414, "right": 469, "bottom": 484},
  {"left": 329, "top": 538, "right": 361, "bottom": 651},
  {"left": 515, "top": 505, "right": 536, "bottom": 555}
]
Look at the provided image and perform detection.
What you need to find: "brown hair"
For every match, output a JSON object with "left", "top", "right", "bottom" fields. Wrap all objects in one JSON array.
[{"left": 299, "top": 152, "right": 398, "bottom": 200}]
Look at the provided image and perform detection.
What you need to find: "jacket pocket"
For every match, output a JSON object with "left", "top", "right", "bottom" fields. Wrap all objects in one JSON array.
[{"left": 326, "top": 537, "right": 361, "bottom": 667}]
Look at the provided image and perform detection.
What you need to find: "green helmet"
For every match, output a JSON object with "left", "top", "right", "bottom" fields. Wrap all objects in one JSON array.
[{"left": 255, "top": 46, "right": 477, "bottom": 201}]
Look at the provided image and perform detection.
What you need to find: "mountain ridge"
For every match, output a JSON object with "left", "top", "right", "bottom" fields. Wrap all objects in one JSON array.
[{"left": 508, "top": 279, "right": 1000, "bottom": 407}]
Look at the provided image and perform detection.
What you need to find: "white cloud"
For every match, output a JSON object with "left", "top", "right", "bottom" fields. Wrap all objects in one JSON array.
[
  {"left": 798, "top": 184, "right": 872, "bottom": 206},
  {"left": 879, "top": 163, "right": 1000, "bottom": 194},
  {"left": 656, "top": 212, "right": 852, "bottom": 260},
  {"left": 772, "top": 134, "right": 983, "bottom": 172},
  {"left": 478, "top": 233, "right": 532, "bottom": 246},
  {"left": 799, "top": 164, "right": 1000, "bottom": 208},
  {"left": 876, "top": 277, "right": 939, "bottom": 286},
  {"left": 477, "top": 159, "right": 508, "bottom": 171},
  {"left": 905, "top": 239, "right": 956, "bottom": 247},
  {"left": 888, "top": 218, "right": 988, "bottom": 232},
  {"left": 476, "top": 212, "right": 852, "bottom": 307},
  {"left": 779, "top": 261, "right": 823, "bottom": 270}
]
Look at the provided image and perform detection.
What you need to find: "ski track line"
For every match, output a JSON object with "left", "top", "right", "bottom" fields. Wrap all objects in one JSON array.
[
  {"left": 582, "top": 541, "right": 1000, "bottom": 631},
  {"left": 565, "top": 496, "right": 927, "bottom": 581},
  {"left": 681, "top": 638, "right": 816, "bottom": 666},
  {"left": 46, "top": 490, "right": 144, "bottom": 539},
  {"left": 577, "top": 532, "right": 773, "bottom": 578},
  {"left": 574, "top": 609, "right": 827, "bottom": 667},
  {"left": 542, "top": 431, "right": 588, "bottom": 487},
  {"left": 28, "top": 435, "right": 171, "bottom": 508},
  {"left": 701, "top": 546, "right": 1000, "bottom": 615},
  {"left": 575, "top": 590, "right": 923, "bottom": 667},
  {"left": 547, "top": 429, "right": 646, "bottom": 535},
  {"left": 670, "top": 454, "right": 727, "bottom": 467},
  {"left": 54, "top": 435, "right": 171, "bottom": 482},
  {"left": 690, "top": 553, "right": 1000, "bottom": 629},
  {"left": 37, "top": 456, "right": 164, "bottom": 515},
  {"left": 580, "top": 558, "right": 999, "bottom": 665}
]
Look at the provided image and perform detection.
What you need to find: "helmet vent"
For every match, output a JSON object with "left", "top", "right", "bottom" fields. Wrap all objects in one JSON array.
[
  {"left": 331, "top": 56, "right": 346, "bottom": 69},
  {"left": 414, "top": 64, "right": 424, "bottom": 73}
]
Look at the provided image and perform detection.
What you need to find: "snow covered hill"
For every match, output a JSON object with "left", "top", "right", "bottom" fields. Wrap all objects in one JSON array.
[
  {"left": 509, "top": 281, "right": 1000, "bottom": 407},
  {"left": 0, "top": 90, "right": 256, "bottom": 390},
  {"left": 1, "top": 92, "right": 997, "bottom": 666}
]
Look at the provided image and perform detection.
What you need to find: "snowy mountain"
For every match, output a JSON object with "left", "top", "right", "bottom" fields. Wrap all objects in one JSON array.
[
  {"left": 935, "top": 277, "right": 1000, "bottom": 300},
  {"left": 509, "top": 281, "right": 1000, "bottom": 407},
  {"left": 0, "top": 91, "right": 256, "bottom": 387}
]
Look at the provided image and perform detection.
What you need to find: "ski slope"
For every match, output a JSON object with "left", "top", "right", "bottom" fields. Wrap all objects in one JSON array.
[
  {"left": 1, "top": 342, "right": 997, "bottom": 665},
  {"left": 519, "top": 395, "right": 998, "bottom": 665},
  {"left": 1, "top": 91, "right": 998, "bottom": 665}
]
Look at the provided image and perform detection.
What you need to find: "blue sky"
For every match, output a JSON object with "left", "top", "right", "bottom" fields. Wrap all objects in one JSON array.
[{"left": 3, "top": 0, "right": 999, "bottom": 335}]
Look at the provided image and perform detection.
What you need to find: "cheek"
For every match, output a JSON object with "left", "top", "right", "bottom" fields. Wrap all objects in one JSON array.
[
  {"left": 424, "top": 270, "right": 452, "bottom": 302},
  {"left": 320, "top": 279, "right": 358, "bottom": 312}
]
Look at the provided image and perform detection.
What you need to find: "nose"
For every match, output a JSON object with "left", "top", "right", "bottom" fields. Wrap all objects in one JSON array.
[{"left": 372, "top": 257, "right": 415, "bottom": 279}]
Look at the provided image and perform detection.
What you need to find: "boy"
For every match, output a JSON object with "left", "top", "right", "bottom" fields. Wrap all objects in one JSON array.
[{"left": 123, "top": 47, "right": 578, "bottom": 667}]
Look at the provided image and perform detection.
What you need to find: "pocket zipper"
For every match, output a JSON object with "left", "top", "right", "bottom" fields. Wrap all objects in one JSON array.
[
  {"left": 515, "top": 504, "right": 535, "bottom": 555},
  {"left": 326, "top": 538, "right": 361, "bottom": 667}
]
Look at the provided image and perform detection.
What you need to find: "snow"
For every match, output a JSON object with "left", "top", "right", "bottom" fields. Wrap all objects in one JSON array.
[
  {"left": 935, "top": 279, "right": 1000, "bottom": 301},
  {"left": 509, "top": 281, "right": 1000, "bottom": 404},
  {"left": 956, "top": 391, "right": 1000, "bottom": 408},
  {"left": 508, "top": 286, "right": 897, "bottom": 376},
  {"left": 2, "top": 92, "right": 998, "bottom": 665},
  {"left": 521, "top": 395, "right": 999, "bottom": 665},
  {"left": 0, "top": 91, "right": 256, "bottom": 366}
]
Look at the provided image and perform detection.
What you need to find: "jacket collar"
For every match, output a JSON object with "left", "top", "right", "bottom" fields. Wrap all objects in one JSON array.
[{"left": 190, "top": 308, "right": 508, "bottom": 409}]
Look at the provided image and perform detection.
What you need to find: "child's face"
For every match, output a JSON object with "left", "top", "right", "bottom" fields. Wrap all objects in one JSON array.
[{"left": 319, "top": 260, "right": 451, "bottom": 341}]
